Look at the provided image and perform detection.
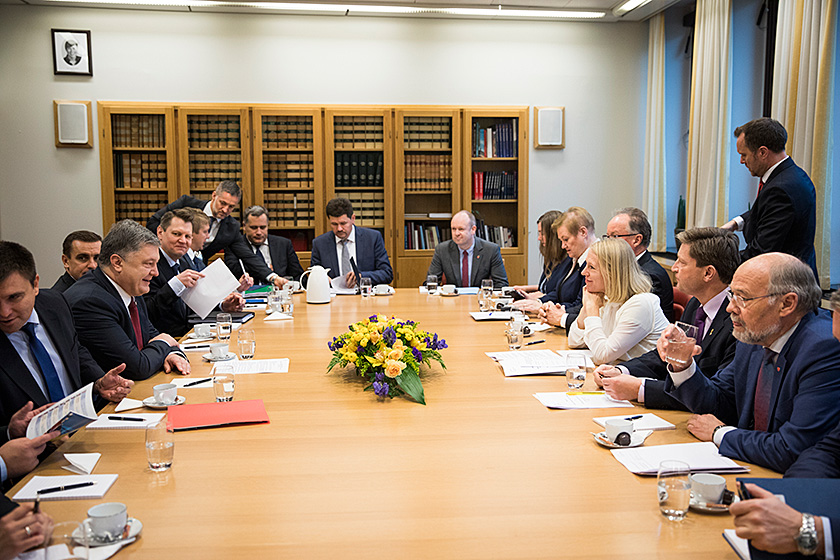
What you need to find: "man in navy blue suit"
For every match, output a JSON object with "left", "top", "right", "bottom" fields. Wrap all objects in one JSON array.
[
  {"left": 224, "top": 206, "right": 304, "bottom": 282},
  {"left": 722, "top": 117, "right": 818, "bottom": 279},
  {"left": 310, "top": 197, "right": 392, "bottom": 288},
  {"left": 663, "top": 252, "right": 840, "bottom": 473}
]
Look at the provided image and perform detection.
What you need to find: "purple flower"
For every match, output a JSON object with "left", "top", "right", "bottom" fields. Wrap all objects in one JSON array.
[
  {"left": 369, "top": 315, "right": 379, "bottom": 322},
  {"left": 373, "top": 380, "right": 389, "bottom": 397},
  {"left": 375, "top": 371, "right": 385, "bottom": 382},
  {"left": 382, "top": 327, "right": 397, "bottom": 346},
  {"left": 412, "top": 347, "right": 423, "bottom": 362}
]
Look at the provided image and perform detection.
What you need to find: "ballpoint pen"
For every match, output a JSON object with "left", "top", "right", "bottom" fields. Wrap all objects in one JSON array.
[
  {"left": 624, "top": 415, "right": 643, "bottom": 421},
  {"left": 183, "top": 377, "right": 213, "bottom": 387},
  {"left": 525, "top": 339, "right": 545, "bottom": 346},
  {"left": 37, "top": 481, "right": 96, "bottom": 495},
  {"left": 108, "top": 416, "right": 146, "bottom": 422}
]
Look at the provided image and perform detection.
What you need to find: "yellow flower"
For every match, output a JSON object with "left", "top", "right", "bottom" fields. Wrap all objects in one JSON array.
[
  {"left": 343, "top": 351, "right": 358, "bottom": 363},
  {"left": 359, "top": 337, "right": 369, "bottom": 348},
  {"left": 385, "top": 359, "right": 406, "bottom": 378},
  {"left": 369, "top": 331, "right": 381, "bottom": 344},
  {"left": 388, "top": 348, "right": 403, "bottom": 361},
  {"left": 411, "top": 339, "right": 427, "bottom": 351}
]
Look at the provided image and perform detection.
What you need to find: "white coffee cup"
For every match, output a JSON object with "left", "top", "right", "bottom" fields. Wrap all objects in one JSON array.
[
  {"left": 194, "top": 323, "right": 212, "bottom": 337},
  {"left": 288, "top": 280, "right": 301, "bottom": 291},
  {"left": 210, "top": 343, "right": 229, "bottom": 359},
  {"left": 690, "top": 473, "right": 727, "bottom": 504},
  {"left": 605, "top": 418, "right": 634, "bottom": 445},
  {"left": 153, "top": 383, "right": 177, "bottom": 405},
  {"left": 440, "top": 284, "right": 456, "bottom": 295},
  {"left": 87, "top": 502, "right": 127, "bottom": 542},
  {"left": 373, "top": 284, "right": 390, "bottom": 295}
]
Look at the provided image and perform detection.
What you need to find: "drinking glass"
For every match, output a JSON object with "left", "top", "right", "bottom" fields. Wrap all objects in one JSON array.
[
  {"left": 426, "top": 275, "right": 439, "bottom": 294},
  {"left": 267, "top": 288, "right": 282, "bottom": 313},
  {"left": 664, "top": 322, "right": 699, "bottom": 369},
  {"left": 238, "top": 328, "right": 256, "bottom": 360},
  {"left": 566, "top": 352, "right": 587, "bottom": 390},
  {"left": 505, "top": 329, "right": 522, "bottom": 350},
  {"left": 359, "top": 277, "right": 373, "bottom": 297},
  {"left": 214, "top": 373, "right": 235, "bottom": 402},
  {"left": 278, "top": 290, "right": 294, "bottom": 315},
  {"left": 145, "top": 420, "right": 174, "bottom": 472},
  {"left": 216, "top": 313, "right": 232, "bottom": 341},
  {"left": 43, "top": 521, "right": 88, "bottom": 560},
  {"left": 479, "top": 279, "right": 494, "bottom": 311},
  {"left": 657, "top": 460, "right": 691, "bottom": 521}
]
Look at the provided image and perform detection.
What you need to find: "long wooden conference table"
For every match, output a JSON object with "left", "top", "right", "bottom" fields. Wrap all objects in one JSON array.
[{"left": 12, "top": 289, "right": 778, "bottom": 559}]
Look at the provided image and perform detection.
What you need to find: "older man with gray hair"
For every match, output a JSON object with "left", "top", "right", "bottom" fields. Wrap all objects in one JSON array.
[
  {"left": 662, "top": 252, "right": 840, "bottom": 473},
  {"left": 65, "top": 220, "right": 190, "bottom": 380}
]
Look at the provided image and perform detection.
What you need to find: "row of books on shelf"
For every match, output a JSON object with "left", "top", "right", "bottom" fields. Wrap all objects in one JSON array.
[
  {"left": 404, "top": 154, "right": 452, "bottom": 191},
  {"left": 333, "top": 117, "right": 384, "bottom": 148},
  {"left": 187, "top": 116, "right": 241, "bottom": 149},
  {"left": 263, "top": 194, "right": 315, "bottom": 227},
  {"left": 111, "top": 114, "right": 166, "bottom": 149},
  {"left": 114, "top": 195, "right": 169, "bottom": 222},
  {"left": 403, "top": 117, "right": 452, "bottom": 149},
  {"left": 263, "top": 154, "right": 314, "bottom": 183},
  {"left": 472, "top": 119, "right": 518, "bottom": 158},
  {"left": 188, "top": 154, "right": 242, "bottom": 188},
  {"left": 335, "top": 152, "right": 384, "bottom": 188},
  {"left": 476, "top": 221, "right": 516, "bottom": 248},
  {"left": 472, "top": 171, "right": 518, "bottom": 200},
  {"left": 342, "top": 192, "right": 385, "bottom": 227},
  {"left": 404, "top": 222, "right": 453, "bottom": 250},
  {"left": 113, "top": 153, "right": 168, "bottom": 189},
  {"left": 261, "top": 117, "right": 314, "bottom": 149}
]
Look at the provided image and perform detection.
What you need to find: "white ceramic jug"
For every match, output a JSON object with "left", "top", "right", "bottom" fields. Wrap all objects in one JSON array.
[{"left": 300, "top": 265, "right": 331, "bottom": 304}]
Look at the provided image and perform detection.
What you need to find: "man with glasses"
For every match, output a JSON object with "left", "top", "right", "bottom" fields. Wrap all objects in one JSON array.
[
  {"left": 662, "top": 252, "right": 840, "bottom": 473},
  {"left": 605, "top": 207, "right": 674, "bottom": 321}
]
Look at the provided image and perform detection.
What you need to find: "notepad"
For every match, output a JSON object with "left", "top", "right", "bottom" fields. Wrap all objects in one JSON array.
[
  {"left": 610, "top": 442, "right": 750, "bottom": 475},
  {"left": 87, "top": 413, "right": 164, "bottom": 430},
  {"left": 533, "top": 392, "right": 634, "bottom": 409},
  {"left": 592, "top": 413, "right": 675, "bottom": 431},
  {"left": 487, "top": 349, "right": 568, "bottom": 376},
  {"left": 166, "top": 399, "right": 270, "bottom": 432},
  {"left": 470, "top": 311, "right": 513, "bottom": 321},
  {"left": 12, "top": 474, "right": 118, "bottom": 501}
]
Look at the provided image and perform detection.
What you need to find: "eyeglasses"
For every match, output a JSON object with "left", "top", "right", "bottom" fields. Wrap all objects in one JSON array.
[
  {"left": 602, "top": 233, "right": 639, "bottom": 239},
  {"left": 727, "top": 292, "right": 781, "bottom": 308}
]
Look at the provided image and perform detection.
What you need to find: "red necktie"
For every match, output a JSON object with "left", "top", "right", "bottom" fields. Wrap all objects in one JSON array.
[
  {"left": 461, "top": 250, "right": 470, "bottom": 288},
  {"left": 753, "top": 348, "right": 776, "bottom": 431},
  {"left": 128, "top": 299, "right": 143, "bottom": 350},
  {"left": 757, "top": 180, "right": 765, "bottom": 196}
]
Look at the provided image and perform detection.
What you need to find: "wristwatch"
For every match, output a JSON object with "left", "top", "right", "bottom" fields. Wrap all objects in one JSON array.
[{"left": 795, "top": 513, "right": 818, "bottom": 556}]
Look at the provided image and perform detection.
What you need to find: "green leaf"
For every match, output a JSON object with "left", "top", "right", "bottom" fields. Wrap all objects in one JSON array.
[{"left": 395, "top": 369, "right": 426, "bottom": 405}]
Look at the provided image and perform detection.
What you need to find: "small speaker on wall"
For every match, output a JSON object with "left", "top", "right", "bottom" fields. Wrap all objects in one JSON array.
[
  {"left": 534, "top": 106, "right": 565, "bottom": 149},
  {"left": 54, "top": 100, "right": 93, "bottom": 148}
]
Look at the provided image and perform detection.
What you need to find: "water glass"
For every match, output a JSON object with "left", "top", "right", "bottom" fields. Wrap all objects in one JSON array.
[
  {"left": 238, "top": 328, "right": 256, "bottom": 360},
  {"left": 43, "top": 521, "right": 88, "bottom": 559},
  {"left": 359, "top": 277, "right": 373, "bottom": 297},
  {"left": 214, "top": 373, "right": 235, "bottom": 402},
  {"left": 267, "top": 289, "right": 283, "bottom": 313},
  {"left": 566, "top": 352, "right": 587, "bottom": 390},
  {"left": 664, "top": 322, "right": 699, "bottom": 368},
  {"left": 145, "top": 420, "right": 174, "bottom": 472},
  {"left": 426, "top": 275, "right": 439, "bottom": 294},
  {"left": 657, "top": 460, "right": 691, "bottom": 521},
  {"left": 278, "top": 290, "right": 293, "bottom": 315},
  {"left": 505, "top": 329, "right": 522, "bottom": 350},
  {"left": 216, "top": 313, "right": 232, "bottom": 341}
]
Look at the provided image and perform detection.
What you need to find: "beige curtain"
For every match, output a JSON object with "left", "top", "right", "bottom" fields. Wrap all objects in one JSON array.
[
  {"left": 644, "top": 14, "right": 668, "bottom": 251},
  {"left": 772, "top": 0, "right": 837, "bottom": 288},
  {"left": 685, "top": 0, "right": 733, "bottom": 228}
]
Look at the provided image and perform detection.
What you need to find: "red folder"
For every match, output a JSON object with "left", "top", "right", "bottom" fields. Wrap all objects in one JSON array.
[{"left": 166, "top": 399, "right": 270, "bottom": 432}]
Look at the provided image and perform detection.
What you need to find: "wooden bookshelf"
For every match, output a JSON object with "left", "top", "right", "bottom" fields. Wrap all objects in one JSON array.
[{"left": 462, "top": 108, "right": 529, "bottom": 285}]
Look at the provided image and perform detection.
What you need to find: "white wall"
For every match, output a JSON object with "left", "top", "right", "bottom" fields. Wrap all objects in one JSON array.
[{"left": 0, "top": 5, "right": 648, "bottom": 284}]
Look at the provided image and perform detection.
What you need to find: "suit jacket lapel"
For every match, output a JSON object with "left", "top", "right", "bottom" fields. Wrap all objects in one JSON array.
[
  {"left": 0, "top": 326, "right": 49, "bottom": 404},
  {"left": 449, "top": 242, "right": 462, "bottom": 285},
  {"left": 701, "top": 301, "right": 729, "bottom": 349},
  {"left": 470, "top": 239, "right": 484, "bottom": 286},
  {"left": 268, "top": 236, "right": 281, "bottom": 272}
]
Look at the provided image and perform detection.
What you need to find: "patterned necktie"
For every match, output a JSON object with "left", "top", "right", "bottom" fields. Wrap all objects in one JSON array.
[
  {"left": 128, "top": 299, "right": 143, "bottom": 350},
  {"left": 340, "top": 239, "right": 351, "bottom": 277},
  {"left": 172, "top": 261, "right": 180, "bottom": 275},
  {"left": 253, "top": 244, "right": 271, "bottom": 270},
  {"left": 193, "top": 254, "right": 205, "bottom": 272},
  {"left": 693, "top": 305, "right": 707, "bottom": 343},
  {"left": 21, "top": 323, "right": 65, "bottom": 401},
  {"left": 461, "top": 250, "right": 470, "bottom": 287},
  {"left": 753, "top": 348, "right": 777, "bottom": 431}
]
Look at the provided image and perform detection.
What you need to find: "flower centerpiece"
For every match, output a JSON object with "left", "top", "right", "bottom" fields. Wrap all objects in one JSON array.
[{"left": 327, "top": 315, "right": 447, "bottom": 405}]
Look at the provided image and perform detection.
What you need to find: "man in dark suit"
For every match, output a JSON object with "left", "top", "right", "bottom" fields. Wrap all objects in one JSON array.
[
  {"left": 146, "top": 209, "right": 244, "bottom": 338},
  {"left": 311, "top": 197, "right": 393, "bottom": 287},
  {"left": 722, "top": 117, "right": 818, "bottom": 279},
  {"left": 596, "top": 227, "right": 740, "bottom": 410},
  {"left": 427, "top": 210, "right": 508, "bottom": 288},
  {"left": 64, "top": 220, "right": 190, "bottom": 380},
  {"left": 224, "top": 206, "right": 304, "bottom": 282},
  {"left": 147, "top": 181, "right": 288, "bottom": 288},
  {"left": 538, "top": 207, "right": 598, "bottom": 332},
  {"left": 605, "top": 208, "right": 674, "bottom": 321},
  {"left": 51, "top": 230, "right": 101, "bottom": 293},
  {"left": 662, "top": 253, "right": 840, "bottom": 473}
]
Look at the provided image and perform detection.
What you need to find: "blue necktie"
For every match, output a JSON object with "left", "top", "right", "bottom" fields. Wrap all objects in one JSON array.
[
  {"left": 193, "top": 254, "right": 205, "bottom": 272},
  {"left": 21, "top": 323, "right": 65, "bottom": 401},
  {"left": 172, "top": 261, "right": 180, "bottom": 275}
]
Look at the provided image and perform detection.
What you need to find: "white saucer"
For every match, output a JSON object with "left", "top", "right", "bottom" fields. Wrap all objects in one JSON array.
[
  {"left": 591, "top": 430, "right": 653, "bottom": 449},
  {"left": 73, "top": 517, "right": 143, "bottom": 547},
  {"left": 689, "top": 494, "right": 739, "bottom": 513},
  {"left": 203, "top": 352, "right": 236, "bottom": 362},
  {"left": 143, "top": 395, "right": 186, "bottom": 408},
  {"left": 188, "top": 332, "right": 214, "bottom": 339},
  {"left": 373, "top": 286, "right": 395, "bottom": 296},
  {"left": 440, "top": 291, "right": 459, "bottom": 297}
]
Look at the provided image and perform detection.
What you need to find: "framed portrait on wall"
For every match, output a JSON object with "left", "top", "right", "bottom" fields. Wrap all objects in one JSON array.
[{"left": 52, "top": 29, "right": 93, "bottom": 76}]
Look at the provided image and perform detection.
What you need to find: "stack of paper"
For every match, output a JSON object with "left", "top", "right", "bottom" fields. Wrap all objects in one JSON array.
[
  {"left": 487, "top": 350, "right": 595, "bottom": 377},
  {"left": 592, "top": 413, "right": 675, "bottom": 431},
  {"left": 610, "top": 442, "right": 750, "bottom": 475},
  {"left": 533, "top": 392, "right": 634, "bottom": 409},
  {"left": 12, "top": 474, "right": 119, "bottom": 501}
]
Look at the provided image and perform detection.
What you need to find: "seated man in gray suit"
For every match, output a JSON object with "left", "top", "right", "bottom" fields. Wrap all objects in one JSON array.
[{"left": 427, "top": 210, "right": 508, "bottom": 288}]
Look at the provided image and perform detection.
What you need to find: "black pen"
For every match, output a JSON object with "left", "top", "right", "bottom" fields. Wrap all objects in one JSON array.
[
  {"left": 183, "top": 377, "right": 212, "bottom": 387},
  {"left": 525, "top": 339, "right": 546, "bottom": 346},
  {"left": 737, "top": 480, "right": 753, "bottom": 500},
  {"left": 37, "top": 481, "right": 96, "bottom": 495},
  {"left": 624, "top": 415, "right": 643, "bottom": 421},
  {"left": 107, "top": 416, "right": 146, "bottom": 422},
  {"left": 33, "top": 495, "right": 40, "bottom": 513}
]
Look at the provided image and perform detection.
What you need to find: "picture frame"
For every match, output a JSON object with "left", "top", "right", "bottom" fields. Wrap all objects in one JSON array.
[{"left": 52, "top": 29, "right": 93, "bottom": 76}]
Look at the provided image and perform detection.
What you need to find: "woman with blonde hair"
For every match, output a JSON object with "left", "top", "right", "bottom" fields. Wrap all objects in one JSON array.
[
  {"left": 512, "top": 211, "right": 569, "bottom": 310},
  {"left": 568, "top": 238, "right": 668, "bottom": 364}
]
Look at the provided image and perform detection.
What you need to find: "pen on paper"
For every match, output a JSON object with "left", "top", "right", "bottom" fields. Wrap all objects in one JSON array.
[
  {"left": 108, "top": 416, "right": 146, "bottom": 422},
  {"left": 184, "top": 377, "right": 213, "bottom": 387},
  {"left": 566, "top": 391, "right": 604, "bottom": 396},
  {"left": 624, "top": 415, "right": 643, "bottom": 421},
  {"left": 525, "top": 340, "right": 545, "bottom": 346},
  {"left": 37, "top": 481, "right": 96, "bottom": 495}
]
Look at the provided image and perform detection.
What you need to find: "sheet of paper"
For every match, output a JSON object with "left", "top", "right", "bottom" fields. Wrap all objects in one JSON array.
[
  {"left": 171, "top": 377, "right": 214, "bottom": 388},
  {"left": 458, "top": 287, "right": 479, "bottom": 295},
  {"left": 181, "top": 258, "right": 241, "bottom": 319},
  {"left": 12, "top": 474, "right": 119, "bottom": 501},
  {"left": 213, "top": 358, "right": 290, "bottom": 374},
  {"left": 113, "top": 398, "right": 144, "bottom": 412},
  {"left": 330, "top": 275, "right": 357, "bottom": 295},
  {"left": 722, "top": 529, "right": 750, "bottom": 560},
  {"left": 470, "top": 311, "right": 513, "bottom": 321},
  {"left": 265, "top": 311, "right": 293, "bottom": 321},
  {"left": 63, "top": 453, "right": 101, "bottom": 475},
  {"left": 86, "top": 413, "right": 165, "bottom": 430},
  {"left": 486, "top": 349, "right": 569, "bottom": 376},
  {"left": 533, "top": 392, "right": 635, "bottom": 410},
  {"left": 610, "top": 442, "right": 750, "bottom": 475},
  {"left": 592, "top": 413, "right": 675, "bottom": 431},
  {"left": 527, "top": 322, "right": 551, "bottom": 333},
  {"left": 26, "top": 383, "right": 97, "bottom": 439}
]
